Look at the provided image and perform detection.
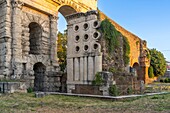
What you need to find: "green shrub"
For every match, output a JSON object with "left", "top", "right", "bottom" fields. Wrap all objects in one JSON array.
[
  {"left": 149, "top": 48, "right": 166, "bottom": 77},
  {"left": 123, "top": 37, "right": 130, "bottom": 65},
  {"left": 92, "top": 72, "right": 104, "bottom": 86},
  {"left": 148, "top": 66, "right": 154, "bottom": 78},
  {"left": 109, "top": 67, "right": 117, "bottom": 73},
  {"left": 164, "top": 78, "right": 170, "bottom": 83},
  {"left": 27, "top": 87, "right": 33, "bottom": 93},
  {"left": 109, "top": 85, "right": 119, "bottom": 96},
  {"left": 127, "top": 87, "right": 133, "bottom": 94},
  {"left": 100, "top": 19, "right": 120, "bottom": 54}
]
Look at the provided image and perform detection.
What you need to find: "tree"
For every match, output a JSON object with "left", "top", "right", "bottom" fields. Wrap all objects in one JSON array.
[
  {"left": 57, "top": 32, "right": 67, "bottom": 72},
  {"left": 148, "top": 66, "right": 154, "bottom": 78},
  {"left": 149, "top": 48, "right": 166, "bottom": 77}
]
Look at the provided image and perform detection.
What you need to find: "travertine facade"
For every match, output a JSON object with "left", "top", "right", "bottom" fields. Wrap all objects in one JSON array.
[
  {"left": 66, "top": 11, "right": 102, "bottom": 93},
  {"left": 0, "top": 0, "right": 97, "bottom": 91}
]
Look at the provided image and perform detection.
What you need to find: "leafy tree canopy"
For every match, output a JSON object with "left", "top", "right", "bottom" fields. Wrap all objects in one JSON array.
[
  {"left": 149, "top": 48, "right": 166, "bottom": 77},
  {"left": 57, "top": 32, "right": 67, "bottom": 72}
]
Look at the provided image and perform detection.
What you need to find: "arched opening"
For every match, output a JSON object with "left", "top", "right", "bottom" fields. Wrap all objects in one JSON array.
[
  {"left": 132, "top": 63, "right": 140, "bottom": 77},
  {"left": 57, "top": 5, "right": 77, "bottom": 71},
  {"left": 29, "top": 22, "right": 42, "bottom": 55},
  {"left": 33, "top": 62, "right": 46, "bottom": 91},
  {"left": 57, "top": 5, "right": 77, "bottom": 92},
  {"left": 58, "top": 5, "right": 77, "bottom": 17}
]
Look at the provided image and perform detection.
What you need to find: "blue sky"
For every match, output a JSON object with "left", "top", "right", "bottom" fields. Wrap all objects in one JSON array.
[{"left": 58, "top": 0, "right": 170, "bottom": 61}]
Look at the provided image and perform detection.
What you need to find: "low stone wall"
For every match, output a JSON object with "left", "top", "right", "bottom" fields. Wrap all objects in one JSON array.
[
  {"left": 72, "top": 85, "right": 103, "bottom": 95},
  {"left": 113, "top": 72, "right": 145, "bottom": 95},
  {"left": 0, "top": 82, "right": 26, "bottom": 93}
]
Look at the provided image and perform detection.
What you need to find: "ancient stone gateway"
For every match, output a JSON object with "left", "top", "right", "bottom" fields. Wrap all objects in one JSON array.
[
  {"left": 0, "top": 0, "right": 150, "bottom": 93},
  {"left": 0, "top": 0, "right": 97, "bottom": 92}
]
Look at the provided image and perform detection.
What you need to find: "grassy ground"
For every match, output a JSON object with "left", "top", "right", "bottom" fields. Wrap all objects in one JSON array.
[{"left": 0, "top": 93, "right": 170, "bottom": 113}]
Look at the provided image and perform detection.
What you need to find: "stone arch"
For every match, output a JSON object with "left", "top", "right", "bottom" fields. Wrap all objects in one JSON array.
[
  {"left": 22, "top": 12, "right": 49, "bottom": 30},
  {"left": 29, "top": 22, "right": 42, "bottom": 55},
  {"left": 132, "top": 62, "right": 140, "bottom": 77},
  {"left": 21, "top": 12, "right": 50, "bottom": 56},
  {"left": 33, "top": 62, "right": 46, "bottom": 91},
  {"left": 57, "top": 3, "right": 80, "bottom": 16},
  {"left": 58, "top": 5, "right": 77, "bottom": 18},
  {"left": 29, "top": 55, "right": 50, "bottom": 71}
]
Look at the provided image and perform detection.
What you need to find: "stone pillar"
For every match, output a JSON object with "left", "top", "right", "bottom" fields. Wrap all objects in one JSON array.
[
  {"left": 11, "top": 0, "right": 24, "bottom": 78},
  {"left": 83, "top": 57, "right": 88, "bottom": 83},
  {"left": 67, "top": 58, "right": 74, "bottom": 82},
  {"left": 139, "top": 56, "right": 150, "bottom": 84},
  {"left": 95, "top": 55, "right": 102, "bottom": 74},
  {"left": 74, "top": 58, "right": 80, "bottom": 81},
  {"left": 88, "top": 56, "right": 94, "bottom": 82},
  {"left": 49, "top": 15, "right": 58, "bottom": 67},
  {"left": 80, "top": 57, "right": 84, "bottom": 82}
]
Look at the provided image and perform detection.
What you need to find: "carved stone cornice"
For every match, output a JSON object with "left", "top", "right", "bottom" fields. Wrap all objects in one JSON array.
[
  {"left": 66, "top": 10, "right": 98, "bottom": 21},
  {"left": 51, "top": 0, "right": 81, "bottom": 12}
]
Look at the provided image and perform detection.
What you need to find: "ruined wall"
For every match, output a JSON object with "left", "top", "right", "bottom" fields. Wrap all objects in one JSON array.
[
  {"left": 99, "top": 11, "right": 141, "bottom": 67},
  {"left": 99, "top": 11, "right": 150, "bottom": 83},
  {"left": 101, "top": 36, "right": 124, "bottom": 72}
]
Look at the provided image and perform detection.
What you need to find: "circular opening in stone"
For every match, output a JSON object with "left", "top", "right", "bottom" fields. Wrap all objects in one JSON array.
[
  {"left": 93, "top": 32, "right": 99, "bottom": 39},
  {"left": 84, "top": 45, "right": 89, "bottom": 51},
  {"left": 75, "top": 35, "right": 80, "bottom": 42},
  {"left": 83, "top": 23, "right": 88, "bottom": 30},
  {"left": 76, "top": 46, "right": 80, "bottom": 52},
  {"left": 74, "top": 25, "right": 79, "bottom": 31},
  {"left": 93, "top": 21, "right": 98, "bottom": 28},
  {"left": 84, "top": 34, "right": 89, "bottom": 40},
  {"left": 94, "top": 44, "right": 99, "bottom": 49}
]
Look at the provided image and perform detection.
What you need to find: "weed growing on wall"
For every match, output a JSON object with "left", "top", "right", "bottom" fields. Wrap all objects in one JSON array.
[
  {"left": 92, "top": 72, "right": 104, "bottom": 86},
  {"left": 123, "top": 37, "right": 130, "bottom": 65},
  {"left": 100, "top": 19, "right": 120, "bottom": 54},
  {"left": 100, "top": 18, "right": 130, "bottom": 66}
]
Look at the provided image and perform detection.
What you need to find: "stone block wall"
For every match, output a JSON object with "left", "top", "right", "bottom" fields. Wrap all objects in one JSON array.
[
  {"left": 0, "top": 1, "right": 12, "bottom": 76},
  {"left": 0, "top": 0, "right": 62, "bottom": 92},
  {"left": 101, "top": 36, "right": 124, "bottom": 71}
]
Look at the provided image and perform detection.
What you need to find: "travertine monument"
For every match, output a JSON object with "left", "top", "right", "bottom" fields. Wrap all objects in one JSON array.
[
  {"left": 0, "top": 0, "right": 97, "bottom": 92},
  {"left": 0, "top": 0, "right": 150, "bottom": 93},
  {"left": 66, "top": 11, "right": 102, "bottom": 93}
]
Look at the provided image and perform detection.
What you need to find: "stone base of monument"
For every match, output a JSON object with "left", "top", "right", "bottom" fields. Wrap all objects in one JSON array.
[{"left": 0, "top": 82, "right": 27, "bottom": 93}]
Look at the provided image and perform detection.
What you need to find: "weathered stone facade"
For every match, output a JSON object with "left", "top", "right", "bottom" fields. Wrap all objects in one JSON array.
[
  {"left": 0, "top": 0, "right": 97, "bottom": 91},
  {"left": 66, "top": 11, "right": 102, "bottom": 93}
]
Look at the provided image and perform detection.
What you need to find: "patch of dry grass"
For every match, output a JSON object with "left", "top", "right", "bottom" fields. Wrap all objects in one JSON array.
[{"left": 0, "top": 92, "right": 170, "bottom": 113}]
